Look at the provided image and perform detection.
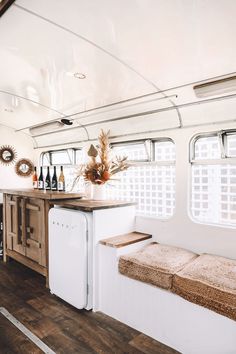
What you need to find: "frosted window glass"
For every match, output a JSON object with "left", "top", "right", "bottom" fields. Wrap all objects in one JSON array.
[
  {"left": 194, "top": 136, "right": 221, "bottom": 160},
  {"left": 226, "top": 134, "right": 236, "bottom": 157},
  {"left": 191, "top": 164, "right": 236, "bottom": 226},
  {"left": 112, "top": 143, "right": 148, "bottom": 161},
  {"left": 154, "top": 141, "right": 175, "bottom": 161},
  {"left": 107, "top": 140, "right": 176, "bottom": 218}
]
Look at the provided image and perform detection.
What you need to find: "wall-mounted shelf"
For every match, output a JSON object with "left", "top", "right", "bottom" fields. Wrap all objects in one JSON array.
[{"left": 100, "top": 232, "right": 152, "bottom": 248}]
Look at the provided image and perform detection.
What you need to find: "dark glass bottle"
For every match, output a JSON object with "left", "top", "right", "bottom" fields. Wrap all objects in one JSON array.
[
  {"left": 58, "top": 166, "right": 65, "bottom": 192},
  {"left": 32, "top": 166, "right": 38, "bottom": 189},
  {"left": 51, "top": 166, "right": 58, "bottom": 191},
  {"left": 38, "top": 167, "right": 44, "bottom": 190},
  {"left": 45, "top": 166, "right": 51, "bottom": 190}
]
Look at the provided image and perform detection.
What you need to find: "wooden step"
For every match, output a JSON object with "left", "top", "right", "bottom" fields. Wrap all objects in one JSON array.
[{"left": 99, "top": 232, "right": 152, "bottom": 248}]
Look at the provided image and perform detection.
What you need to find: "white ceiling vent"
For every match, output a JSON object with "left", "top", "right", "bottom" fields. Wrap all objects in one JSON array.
[
  {"left": 193, "top": 76, "right": 236, "bottom": 98},
  {"left": 29, "top": 121, "right": 64, "bottom": 136}
]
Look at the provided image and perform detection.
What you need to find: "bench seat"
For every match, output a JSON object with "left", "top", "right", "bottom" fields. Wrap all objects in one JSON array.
[
  {"left": 172, "top": 254, "right": 236, "bottom": 321},
  {"left": 118, "top": 242, "right": 198, "bottom": 290}
]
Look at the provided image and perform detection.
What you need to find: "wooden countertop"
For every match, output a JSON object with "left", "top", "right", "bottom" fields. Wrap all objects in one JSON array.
[
  {"left": 0, "top": 189, "right": 135, "bottom": 211},
  {"left": 0, "top": 189, "right": 84, "bottom": 200},
  {"left": 50, "top": 199, "right": 136, "bottom": 211}
]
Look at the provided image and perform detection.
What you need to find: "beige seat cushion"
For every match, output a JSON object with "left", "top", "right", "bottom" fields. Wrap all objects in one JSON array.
[
  {"left": 172, "top": 254, "right": 236, "bottom": 321},
  {"left": 118, "top": 242, "right": 198, "bottom": 290}
]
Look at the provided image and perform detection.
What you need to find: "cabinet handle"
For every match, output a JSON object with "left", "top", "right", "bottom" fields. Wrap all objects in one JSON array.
[
  {"left": 15, "top": 197, "right": 21, "bottom": 245},
  {"left": 21, "top": 198, "right": 27, "bottom": 247},
  {"left": 25, "top": 203, "right": 40, "bottom": 211},
  {"left": 26, "top": 239, "right": 41, "bottom": 249},
  {"left": 19, "top": 226, "right": 34, "bottom": 234}
]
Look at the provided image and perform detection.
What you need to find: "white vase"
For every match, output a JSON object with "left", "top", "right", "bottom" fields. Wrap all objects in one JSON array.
[
  {"left": 84, "top": 183, "right": 93, "bottom": 199},
  {"left": 91, "top": 184, "right": 106, "bottom": 200}
]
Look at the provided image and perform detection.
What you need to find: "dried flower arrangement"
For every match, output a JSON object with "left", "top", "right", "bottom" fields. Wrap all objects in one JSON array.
[{"left": 73, "top": 130, "right": 129, "bottom": 188}]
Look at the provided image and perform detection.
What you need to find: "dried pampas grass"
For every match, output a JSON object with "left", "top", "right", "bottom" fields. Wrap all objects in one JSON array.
[{"left": 73, "top": 130, "right": 129, "bottom": 187}]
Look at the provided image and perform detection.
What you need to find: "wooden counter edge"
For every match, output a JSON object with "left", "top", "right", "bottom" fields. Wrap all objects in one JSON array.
[
  {"left": 50, "top": 200, "right": 136, "bottom": 212},
  {"left": 99, "top": 232, "right": 152, "bottom": 248},
  {"left": 0, "top": 189, "right": 84, "bottom": 200}
]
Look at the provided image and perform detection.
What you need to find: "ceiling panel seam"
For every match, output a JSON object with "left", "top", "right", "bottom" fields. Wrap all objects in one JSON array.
[
  {"left": 0, "top": 122, "right": 34, "bottom": 141},
  {"left": 13, "top": 3, "right": 182, "bottom": 126},
  {"left": 0, "top": 89, "right": 65, "bottom": 117},
  {"left": 13, "top": 3, "right": 158, "bottom": 91},
  {"left": 0, "top": 90, "right": 89, "bottom": 140}
]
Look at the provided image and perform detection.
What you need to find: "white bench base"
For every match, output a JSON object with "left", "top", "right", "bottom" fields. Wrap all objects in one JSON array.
[{"left": 97, "top": 242, "right": 236, "bottom": 354}]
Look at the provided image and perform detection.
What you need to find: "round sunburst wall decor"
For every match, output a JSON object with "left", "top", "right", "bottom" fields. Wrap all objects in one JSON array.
[
  {"left": 15, "top": 158, "right": 34, "bottom": 177},
  {"left": 0, "top": 145, "right": 17, "bottom": 165}
]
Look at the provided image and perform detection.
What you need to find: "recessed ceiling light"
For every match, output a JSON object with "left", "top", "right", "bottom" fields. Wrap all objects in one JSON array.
[
  {"left": 73, "top": 72, "right": 86, "bottom": 79},
  {"left": 4, "top": 108, "right": 13, "bottom": 113}
]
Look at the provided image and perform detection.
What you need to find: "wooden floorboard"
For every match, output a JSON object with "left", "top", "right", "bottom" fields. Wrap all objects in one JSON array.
[
  {"left": 0, "top": 260, "right": 180, "bottom": 354},
  {"left": 129, "top": 334, "right": 180, "bottom": 354},
  {"left": 0, "top": 314, "right": 43, "bottom": 354}
]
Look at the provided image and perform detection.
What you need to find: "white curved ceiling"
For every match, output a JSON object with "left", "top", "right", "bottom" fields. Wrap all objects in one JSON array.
[{"left": 0, "top": 0, "right": 236, "bottom": 146}]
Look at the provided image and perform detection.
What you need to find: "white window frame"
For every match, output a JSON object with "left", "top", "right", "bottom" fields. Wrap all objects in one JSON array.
[
  {"left": 190, "top": 130, "right": 236, "bottom": 228},
  {"left": 41, "top": 148, "right": 83, "bottom": 166},
  {"left": 111, "top": 139, "right": 152, "bottom": 162},
  {"left": 111, "top": 138, "right": 175, "bottom": 163},
  {"left": 109, "top": 138, "right": 176, "bottom": 219},
  {"left": 40, "top": 148, "right": 84, "bottom": 191}
]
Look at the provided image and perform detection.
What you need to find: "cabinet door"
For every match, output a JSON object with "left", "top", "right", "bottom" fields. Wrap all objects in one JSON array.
[
  {"left": 23, "top": 198, "right": 46, "bottom": 266},
  {"left": 6, "top": 195, "right": 25, "bottom": 256}
]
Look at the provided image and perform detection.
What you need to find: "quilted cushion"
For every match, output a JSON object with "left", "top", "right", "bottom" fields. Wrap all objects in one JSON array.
[
  {"left": 172, "top": 254, "right": 236, "bottom": 321},
  {"left": 118, "top": 242, "right": 198, "bottom": 290}
]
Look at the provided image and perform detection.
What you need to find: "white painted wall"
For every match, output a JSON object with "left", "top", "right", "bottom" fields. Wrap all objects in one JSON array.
[
  {"left": 0, "top": 125, "right": 35, "bottom": 202},
  {"left": 135, "top": 121, "right": 236, "bottom": 260}
]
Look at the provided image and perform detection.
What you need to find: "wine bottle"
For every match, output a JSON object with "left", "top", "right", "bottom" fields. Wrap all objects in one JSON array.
[
  {"left": 58, "top": 166, "right": 65, "bottom": 192},
  {"left": 45, "top": 166, "right": 51, "bottom": 190},
  {"left": 38, "top": 167, "right": 44, "bottom": 190},
  {"left": 51, "top": 166, "right": 58, "bottom": 191},
  {"left": 32, "top": 166, "right": 38, "bottom": 189}
]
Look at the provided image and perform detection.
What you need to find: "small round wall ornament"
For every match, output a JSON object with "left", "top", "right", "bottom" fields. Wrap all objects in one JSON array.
[
  {"left": 15, "top": 158, "right": 34, "bottom": 177},
  {"left": 0, "top": 145, "right": 17, "bottom": 165}
]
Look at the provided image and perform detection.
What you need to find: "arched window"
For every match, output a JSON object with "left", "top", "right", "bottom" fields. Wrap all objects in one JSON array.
[{"left": 190, "top": 131, "right": 236, "bottom": 227}]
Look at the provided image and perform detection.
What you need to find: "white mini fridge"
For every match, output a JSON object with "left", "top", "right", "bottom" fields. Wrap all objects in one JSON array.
[{"left": 49, "top": 207, "right": 92, "bottom": 310}]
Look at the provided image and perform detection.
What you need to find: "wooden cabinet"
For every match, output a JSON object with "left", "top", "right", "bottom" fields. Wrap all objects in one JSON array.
[
  {"left": 5, "top": 194, "right": 47, "bottom": 275},
  {"left": 0, "top": 204, "right": 3, "bottom": 257},
  {"left": 1, "top": 189, "right": 84, "bottom": 279},
  {"left": 1, "top": 189, "right": 132, "bottom": 285}
]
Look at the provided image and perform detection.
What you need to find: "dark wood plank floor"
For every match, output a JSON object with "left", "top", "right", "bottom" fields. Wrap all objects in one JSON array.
[
  {"left": 0, "top": 313, "right": 43, "bottom": 354},
  {"left": 0, "top": 260, "right": 180, "bottom": 354}
]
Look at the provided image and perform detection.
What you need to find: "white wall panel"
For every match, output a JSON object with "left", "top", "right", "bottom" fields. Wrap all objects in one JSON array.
[
  {"left": 135, "top": 123, "right": 236, "bottom": 260},
  {"left": 0, "top": 125, "right": 35, "bottom": 202}
]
